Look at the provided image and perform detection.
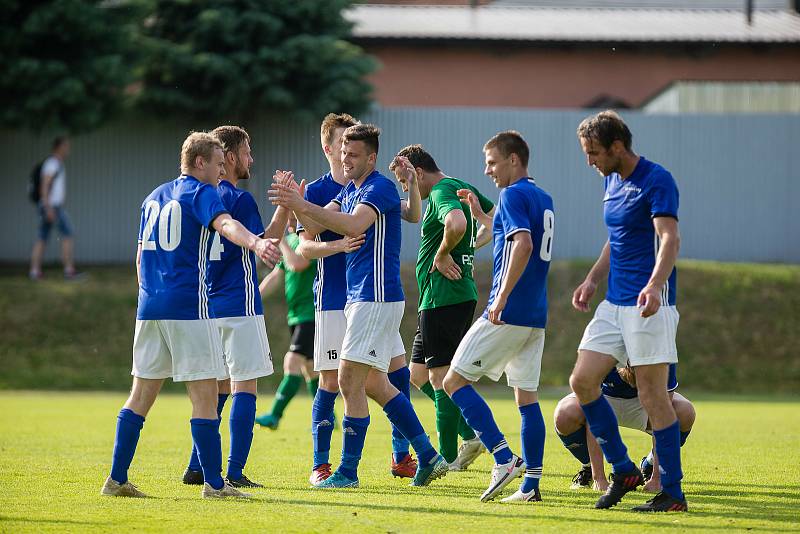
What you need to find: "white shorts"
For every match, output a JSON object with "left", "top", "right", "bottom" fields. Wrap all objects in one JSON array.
[
  {"left": 341, "top": 301, "right": 405, "bottom": 373},
  {"left": 579, "top": 300, "right": 679, "bottom": 367},
  {"left": 314, "top": 309, "right": 347, "bottom": 372},
  {"left": 451, "top": 317, "right": 545, "bottom": 392},
  {"left": 606, "top": 395, "right": 650, "bottom": 432},
  {"left": 132, "top": 319, "right": 227, "bottom": 382},
  {"left": 217, "top": 315, "right": 274, "bottom": 382}
]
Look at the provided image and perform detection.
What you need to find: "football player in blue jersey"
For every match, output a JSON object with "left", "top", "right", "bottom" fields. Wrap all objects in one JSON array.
[
  {"left": 269, "top": 123, "right": 448, "bottom": 489},
  {"left": 554, "top": 364, "right": 695, "bottom": 493},
  {"left": 181, "top": 125, "right": 290, "bottom": 488},
  {"left": 569, "top": 110, "right": 687, "bottom": 512},
  {"left": 443, "top": 131, "right": 554, "bottom": 503},
  {"left": 101, "top": 132, "right": 281, "bottom": 499}
]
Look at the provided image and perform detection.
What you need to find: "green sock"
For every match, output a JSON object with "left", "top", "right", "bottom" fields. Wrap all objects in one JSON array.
[
  {"left": 271, "top": 374, "right": 302, "bottom": 419},
  {"left": 434, "top": 389, "right": 462, "bottom": 463},
  {"left": 457, "top": 412, "right": 476, "bottom": 441},
  {"left": 306, "top": 376, "right": 319, "bottom": 397},
  {"left": 419, "top": 381, "right": 436, "bottom": 403}
]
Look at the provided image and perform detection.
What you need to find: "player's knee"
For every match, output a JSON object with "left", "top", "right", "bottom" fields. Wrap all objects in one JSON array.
[
  {"left": 442, "top": 370, "right": 465, "bottom": 396},
  {"left": 569, "top": 371, "right": 592, "bottom": 399},
  {"left": 319, "top": 371, "right": 339, "bottom": 393},
  {"left": 554, "top": 396, "right": 584, "bottom": 434},
  {"left": 673, "top": 398, "right": 696, "bottom": 431},
  {"left": 408, "top": 363, "right": 428, "bottom": 390}
]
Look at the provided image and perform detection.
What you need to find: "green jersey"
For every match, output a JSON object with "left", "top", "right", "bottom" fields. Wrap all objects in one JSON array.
[
  {"left": 278, "top": 232, "right": 316, "bottom": 325},
  {"left": 416, "top": 177, "right": 494, "bottom": 311}
]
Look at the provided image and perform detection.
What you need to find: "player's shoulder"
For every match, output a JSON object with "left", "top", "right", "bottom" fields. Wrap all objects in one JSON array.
[
  {"left": 641, "top": 157, "right": 676, "bottom": 185},
  {"left": 306, "top": 172, "right": 332, "bottom": 193}
]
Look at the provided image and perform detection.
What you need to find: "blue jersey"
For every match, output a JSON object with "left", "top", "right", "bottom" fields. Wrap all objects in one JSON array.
[
  {"left": 602, "top": 363, "right": 679, "bottom": 399},
  {"left": 483, "top": 178, "right": 554, "bottom": 328},
  {"left": 299, "top": 173, "right": 348, "bottom": 311},
  {"left": 207, "top": 180, "right": 264, "bottom": 318},
  {"left": 334, "top": 171, "right": 404, "bottom": 303},
  {"left": 137, "top": 175, "right": 227, "bottom": 320},
  {"left": 604, "top": 157, "right": 679, "bottom": 306}
]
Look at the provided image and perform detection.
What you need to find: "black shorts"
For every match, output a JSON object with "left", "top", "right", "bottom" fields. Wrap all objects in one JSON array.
[
  {"left": 411, "top": 300, "right": 476, "bottom": 369},
  {"left": 289, "top": 321, "right": 315, "bottom": 359}
]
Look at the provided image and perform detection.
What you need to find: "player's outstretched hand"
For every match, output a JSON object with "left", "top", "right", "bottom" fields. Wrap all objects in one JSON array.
[
  {"left": 338, "top": 234, "right": 366, "bottom": 253},
  {"left": 390, "top": 156, "right": 417, "bottom": 193},
  {"left": 269, "top": 180, "right": 306, "bottom": 210},
  {"left": 637, "top": 284, "right": 662, "bottom": 317},
  {"left": 255, "top": 238, "right": 282, "bottom": 269},
  {"left": 487, "top": 295, "right": 506, "bottom": 325},
  {"left": 572, "top": 279, "right": 597, "bottom": 312},
  {"left": 457, "top": 189, "right": 486, "bottom": 219},
  {"left": 431, "top": 252, "right": 462, "bottom": 280}
]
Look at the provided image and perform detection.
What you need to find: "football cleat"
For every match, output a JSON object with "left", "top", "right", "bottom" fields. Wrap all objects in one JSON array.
[
  {"left": 500, "top": 486, "right": 542, "bottom": 503},
  {"left": 480, "top": 454, "right": 526, "bottom": 502},
  {"left": 202, "top": 481, "right": 251, "bottom": 499},
  {"left": 314, "top": 471, "right": 359, "bottom": 489},
  {"left": 449, "top": 437, "right": 486, "bottom": 471},
  {"left": 570, "top": 464, "right": 593, "bottom": 489},
  {"left": 100, "top": 476, "right": 147, "bottom": 498},
  {"left": 595, "top": 467, "right": 644, "bottom": 509},
  {"left": 182, "top": 467, "right": 204, "bottom": 485},
  {"left": 640, "top": 455, "right": 654, "bottom": 481},
  {"left": 391, "top": 453, "right": 418, "bottom": 478},
  {"left": 410, "top": 454, "right": 449, "bottom": 487},
  {"left": 226, "top": 473, "right": 263, "bottom": 488},
  {"left": 309, "top": 464, "right": 333, "bottom": 486},
  {"left": 632, "top": 491, "right": 688, "bottom": 512},
  {"left": 254, "top": 413, "right": 279, "bottom": 429}
]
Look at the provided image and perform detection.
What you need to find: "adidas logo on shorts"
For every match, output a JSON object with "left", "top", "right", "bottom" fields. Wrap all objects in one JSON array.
[
  {"left": 368, "top": 349, "right": 377, "bottom": 358},
  {"left": 473, "top": 360, "right": 482, "bottom": 367}
]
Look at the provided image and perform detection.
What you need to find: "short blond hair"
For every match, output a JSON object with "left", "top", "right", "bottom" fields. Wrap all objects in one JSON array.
[
  {"left": 180, "top": 131, "right": 223, "bottom": 170},
  {"left": 321, "top": 113, "right": 359, "bottom": 146}
]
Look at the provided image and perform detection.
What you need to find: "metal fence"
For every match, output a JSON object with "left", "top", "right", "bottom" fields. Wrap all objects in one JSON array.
[{"left": 1, "top": 108, "right": 798, "bottom": 264}]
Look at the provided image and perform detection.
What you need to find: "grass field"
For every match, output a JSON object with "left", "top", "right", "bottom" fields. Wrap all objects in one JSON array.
[{"left": 1, "top": 391, "right": 798, "bottom": 533}]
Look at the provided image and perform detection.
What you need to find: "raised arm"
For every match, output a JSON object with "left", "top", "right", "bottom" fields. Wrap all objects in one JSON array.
[
  {"left": 572, "top": 240, "right": 610, "bottom": 312},
  {"left": 279, "top": 237, "right": 311, "bottom": 272},
  {"left": 431, "top": 209, "right": 467, "bottom": 280},
  {"left": 487, "top": 231, "right": 533, "bottom": 325},
  {"left": 297, "top": 231, "right": 366, "bottom": 260},
  {"left": 637, "top": 216, "right": 680, "bottom": 317},
  {"left": 391, "top": 156, "right": 421, "bottom": 223},
  {"left": 474, "top": 206, "right": 497, "bottom": 249}
]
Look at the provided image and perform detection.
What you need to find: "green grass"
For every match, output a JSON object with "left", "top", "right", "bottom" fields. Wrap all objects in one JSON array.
[
  {"left": 0, "top": 391, "right": 798, "bottom": 533},
  {"left": 1, "top": 260, "right": 798, "bottom": 393}
]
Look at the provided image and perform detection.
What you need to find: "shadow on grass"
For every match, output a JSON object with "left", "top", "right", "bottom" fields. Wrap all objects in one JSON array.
[{"left": 0, "top": 516, "right": 109, "bottom": 527}]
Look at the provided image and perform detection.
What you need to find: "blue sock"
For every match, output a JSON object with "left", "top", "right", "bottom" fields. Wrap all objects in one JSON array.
[
  {"left": 645, "top": 429, "right": 690, "bottom": 468},
  {"left": 339, "top": 415, "right": 370, "bottom": 481},
  {"left": 580, "top": 395, "right": 635, "bottom": 473},
  {"left": 557, "top": 426, "right": 590, "bottom": 465},
  {"left": 387, "top": 367, "right": 411, "bottom": 463},
  {"left": 680, "top": 430, "right": 691, "bottom": 446},
  {"left": 312, "top": 388, "right": 338, "bottom": 469},
  {"left": 654, "top": 420, "right": 684, "bottom": 500},
  {"left": 383, "top": 393, "right": 436, "bottom": 466},
  {"left": 188, "top": 393, "right": 228, "bottom": 472},
  {"left": 110, "top": 408, "right": 145, "bottom": 484},
  {"left": 227, "top": 392, "right": 256, "bottom": 480},
  {"left": 451, "top": 386, "right": 512, "bottom": 465},
  {"left": 190, "top": 418, "right": 224, "bottom": 490},
  {"left": 519, "top": 402, "right": 545, "bottom": 493}
]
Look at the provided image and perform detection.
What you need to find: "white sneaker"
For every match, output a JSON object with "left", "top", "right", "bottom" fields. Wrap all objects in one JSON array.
[
  {"left": 480, "top": 454, "right": 525, "bottom": 502},
  {"left": 450, "top": 437, "right": 486, "bottom": 471},
  {"left": 100, "top": 476, "right": 147, "bottom": 498},
  {"left": 202, "top": 481, "right": 251, "bottom": 499},
  {"left": 500, "top": 487, "right": 542, "bottom": 503}
]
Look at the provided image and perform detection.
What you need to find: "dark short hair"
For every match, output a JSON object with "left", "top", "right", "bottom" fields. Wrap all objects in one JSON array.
[
  {"left": 321, "top": 113, "right": 359, "bottom": 146},
  {"left": 342, "top": 123, "right": 380, "bottom": 155},
  {"left": 52, "top": 136, "right": 69, "bottom": 150},
  {"left": 577, "top": 110, "right": 633, "bottom": 151},
  {"left": 211, "top": 125, "right": 250, "bottom": 154},
  {"left": 484, "top": 130, "right": 529, "bottom": 168},
  {"left": 391, "top": 144, "right": 440, "bottom": 173}
]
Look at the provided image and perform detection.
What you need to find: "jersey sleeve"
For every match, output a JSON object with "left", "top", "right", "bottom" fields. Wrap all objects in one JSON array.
[
  {"left": 430, "top": 184, "right": 462, "bottom": 222},
  {"left": 647, "top": 171, "right": 679, "bottom": 220},
  {"left": 232, "top": 192, "right": 265, "bottom": 237},
  {"left": 192, "top": 183, "right": 228, "bottom": 229},
  {"left": 360, "top": 179, "right": 400, "bottom": 215},
  {"left": 498, "top": 188, "right": 532, "bottom": 239},
  {"left": 41, "top": 157, "right": 60, "bottom": 178}
]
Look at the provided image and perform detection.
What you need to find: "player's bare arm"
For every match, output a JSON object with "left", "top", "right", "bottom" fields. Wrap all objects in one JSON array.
[
  {"left": 457, "top": 188, "right": 494, "bottom": 227},
  {"left": 432, "top": 209, "right": 467, "bottom": 281},
  {"left": 475, "top": 206, "right": 497, "bottom": 249},
  {"left": 487, "top": 231, "right": 533, "bottom": 325},
  {"left": 212, "top": 213, "right": 281, "bottom": 269},
  {"left": 572, "top": 240, "right": 611, "bottom": 312},
  {"left": 638, "top": 217, "right": 680, "bottom": 317},
  {"left": 258, "top": 267, "right": 284, "bottom": 297},
  {"left": 40, "top": 170, "right": 56, "bottom": 222},
  {"left": 279, "top": 236, "right": 311, "bottom": 272},
  {"left": 391, "top": 156, "right": 421, "bottom": 223},
  {"left": 297, "top": 231, "right": 366, "bottom": 260}
]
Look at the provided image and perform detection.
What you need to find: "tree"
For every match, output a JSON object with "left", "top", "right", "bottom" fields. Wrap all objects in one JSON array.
[
  {"left": 0, "top": 0, "right": 143, "bottom": 133},
  {"left": 137, "top": 0, "right": 377, "bottom": 122}
]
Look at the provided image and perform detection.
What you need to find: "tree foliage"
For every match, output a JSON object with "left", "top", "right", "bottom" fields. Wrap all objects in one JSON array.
[
  {"left": 0, "top": 0, "right": 142, "bottom": 133},
  {"left": 137, "top": 0, "right": 377, "bottom": 122}
]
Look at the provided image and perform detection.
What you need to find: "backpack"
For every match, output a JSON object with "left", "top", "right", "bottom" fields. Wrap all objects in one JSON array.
[{"left": 28, "top": 160, "right": 44, "bottom": 204}]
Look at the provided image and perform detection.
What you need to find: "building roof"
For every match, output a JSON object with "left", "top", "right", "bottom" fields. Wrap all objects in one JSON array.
[{"left": 348, "top": 4, "right": 800, "bottom": 43}]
